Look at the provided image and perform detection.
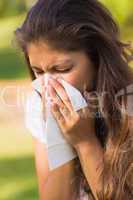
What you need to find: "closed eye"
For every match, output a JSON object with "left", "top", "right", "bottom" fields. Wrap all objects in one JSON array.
[
  {"left": 33, "top": 68, "right": 72, "bottom": 75},
  {"left": 56, "top": 68, "right": 72, "bottom": 73},
  {"left": 34, "top": 70, "right": 44, "bottom": 75}
]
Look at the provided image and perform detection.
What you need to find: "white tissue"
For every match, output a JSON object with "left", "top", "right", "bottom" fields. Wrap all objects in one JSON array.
[
  {"left": 30, "top": 74, "right": 88, "bottom": 170},
  {"left": 24, "top": 90, "right": 47, "bottom": 144}
]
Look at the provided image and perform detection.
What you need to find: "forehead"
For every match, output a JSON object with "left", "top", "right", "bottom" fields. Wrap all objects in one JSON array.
[
  {"left": 27, "top": 42, "right": 71, "bottom": 65},
  {"left": 27, "top": 41, "right": 90, "bottom": 70}
]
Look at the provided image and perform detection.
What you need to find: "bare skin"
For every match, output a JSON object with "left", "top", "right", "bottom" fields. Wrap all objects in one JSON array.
[
  {"left": 27, "top": 41, "right": 103, "bottom": 200},
  {"left": 27, "top": 41, "right": 96, "bottom": 93},
  {"left": 32, "top": 137, "right": 78, "bottom": 200}
]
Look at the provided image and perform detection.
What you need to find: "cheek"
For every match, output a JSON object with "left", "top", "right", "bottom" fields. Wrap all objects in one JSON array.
[{"left": 60, "top": 68, "right": 90, "bottom": 93}]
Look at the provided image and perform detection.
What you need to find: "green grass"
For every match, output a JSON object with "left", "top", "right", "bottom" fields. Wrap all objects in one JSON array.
[
  {"left": 0, "top": 47, "right": 28, "bottom": 79},
  {"left": 0, "top": 14, "right": 29, "bottom": 80},
  {"left": 0, "top": 124, "right": 39, "bottom": 199},
  {"left": 0, "top": 156, "right": 39, "bottom": 200}
]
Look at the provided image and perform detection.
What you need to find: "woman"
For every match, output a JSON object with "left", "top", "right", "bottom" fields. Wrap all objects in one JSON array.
[{"left": 15, "top": 0, "right": 133, "bottom": 199}]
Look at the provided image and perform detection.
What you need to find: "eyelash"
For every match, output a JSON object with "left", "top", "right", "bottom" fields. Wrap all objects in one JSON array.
[{"left": 34, "top": 68, "right": 71, "bottom": 75}]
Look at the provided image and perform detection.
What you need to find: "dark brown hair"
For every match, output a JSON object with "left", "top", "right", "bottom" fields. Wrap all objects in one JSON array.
[{"left": 15, "top": 0, "right": 133, "bottom": 199}]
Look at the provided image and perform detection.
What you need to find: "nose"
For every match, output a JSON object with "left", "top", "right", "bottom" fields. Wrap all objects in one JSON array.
[
  {"left": 40, "top": 73, "right": 63, "bottom": 90},
  {"left": 41, "top": 65, "right": 63, "bottom": 80},
  {"left": 44, "top": 73, "right": 62, "bottom": 81}
]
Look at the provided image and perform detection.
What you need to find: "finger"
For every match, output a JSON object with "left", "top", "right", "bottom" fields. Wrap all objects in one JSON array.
[
  {"left": 77, "top": 106, "right": 93, "bottom": 119},
  {"left": 48, "top": 84, "right": 73, "bottom": 120},
  {"left": 59, "top": 105, "right": 72, "bottom": 121},
  {"left": 48, "top": 78, "right": 73, "bottom": 112},
  {"left": 48, "top": 84, "right": 65, "bottom": 109},
  {"left": 51, "top": 102, "right": 66, "bottom": 129}
]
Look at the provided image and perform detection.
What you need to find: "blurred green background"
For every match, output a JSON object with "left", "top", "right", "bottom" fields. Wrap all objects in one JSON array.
[
  {"left": 0, "top": 0, "right": 133, "bottom": 80},
  {"left": 0, "top": 0, "right": 132, "bottom": 200}
]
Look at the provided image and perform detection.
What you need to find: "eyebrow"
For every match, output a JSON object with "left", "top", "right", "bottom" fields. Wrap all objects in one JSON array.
[{"left": 31, "top": 59, "right": 74, "bottom": 71}]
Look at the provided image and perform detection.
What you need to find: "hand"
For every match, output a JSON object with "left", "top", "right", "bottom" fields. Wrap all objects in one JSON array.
[{"left": 46, "top": 77, "right": 98, "bottom": 149}]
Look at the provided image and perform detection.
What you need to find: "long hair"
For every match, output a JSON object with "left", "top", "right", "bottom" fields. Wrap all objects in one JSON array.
[{"left": 14, "top": 0, "right": 133, "bottom": 199}]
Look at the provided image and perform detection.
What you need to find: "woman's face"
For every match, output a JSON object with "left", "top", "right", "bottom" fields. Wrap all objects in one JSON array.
[{"left": 27, "top": 41, "right": 96, "bottom": 93}]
